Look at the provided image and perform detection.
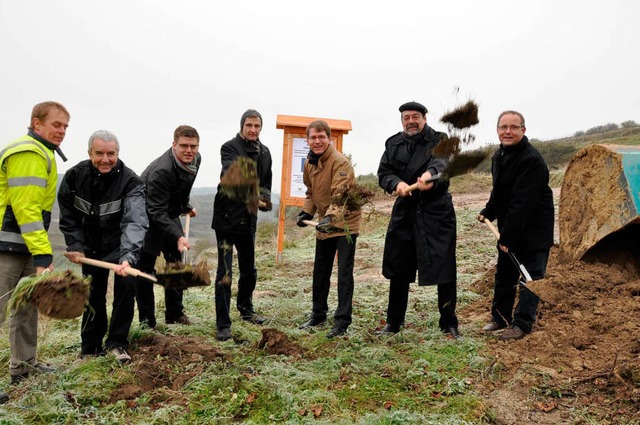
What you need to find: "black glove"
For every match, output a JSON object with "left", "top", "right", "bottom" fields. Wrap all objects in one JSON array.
[
  {"left": 316, "top": 215, "right": 333, "bottom": 233},
  {"left": 296, "top": 211, "right": 313, "bottom": 227},
  {"left": 259, "top": 198, "right": 273, "bottom": 212}
]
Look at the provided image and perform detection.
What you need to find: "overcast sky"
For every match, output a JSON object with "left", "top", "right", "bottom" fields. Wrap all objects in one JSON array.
[{"left": 1, "top": 0, "right": 638, "bottom": 190}]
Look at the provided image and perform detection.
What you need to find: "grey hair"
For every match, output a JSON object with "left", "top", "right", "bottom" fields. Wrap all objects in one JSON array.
[
  {"left": 497, "top": 110, "right": 526, "bottom": 127},
  {"left": 88, "top": 130, "right": 120, "bottom": 151}
]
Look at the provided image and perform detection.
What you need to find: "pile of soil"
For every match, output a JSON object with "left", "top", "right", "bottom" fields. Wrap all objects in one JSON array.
[
  {"left": 109, "top": 334, "right": 224, "bottom": 404},
  {"left": 31, "top": 270, "right": 90, "bottom": 319},
  {"left": 160, "top": 259, "right": 212, "bottom": 289},
  {"left": 465, "top": 247, "right": 640, "bottom": 424},
  {"left": 257, "top": 328, "right": 307, "bottom": 357}
]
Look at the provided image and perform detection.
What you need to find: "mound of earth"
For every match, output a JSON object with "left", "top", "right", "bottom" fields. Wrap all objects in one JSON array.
[
  {"left": 109, "top": 334, "right": 224, "bottom": 404},
  {"left": 465, "top": 246, "right": 640, "bottom": 424},
  {"left": 257, "top": 328, "right": 307, "bottom": 357}
]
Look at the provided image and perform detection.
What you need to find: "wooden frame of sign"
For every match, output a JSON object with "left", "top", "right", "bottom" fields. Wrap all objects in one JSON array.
[{"left": 275, "top": 114, "right": 352, "bottom": 264}]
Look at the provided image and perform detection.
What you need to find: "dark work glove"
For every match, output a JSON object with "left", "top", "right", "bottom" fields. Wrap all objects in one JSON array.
[
  {"left": 259, "top": 198, "right": 273, "bottom": 212},
  {"left": 315, "top": 215, "right": 333, "bottom": 233},
  {"left": 296, "top": 211, "right": 313, "bottom": 227}
]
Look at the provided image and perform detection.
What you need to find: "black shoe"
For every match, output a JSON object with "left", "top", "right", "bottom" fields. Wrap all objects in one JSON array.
[
  {"left": 216, "top": 328, "right": 232, "bottom": 341},
  {"left": 298, "top": 317, "right": 326, "bottom": 329},
  {"left": 0, "top": 392, "right": 8, "bottom": 404},
  {"left": 374, "top": 323, "right": 400, "bottom": 335},
  {"left": 241, "top": 313, "right": 266, "bottom": 325},
  {"left": 327, "top": 327, "right": 348, "bottom": 339},
  {"left": 166, "top": 315, "right": 191, "bottom": 325},
  {"left": 445, "top": 327, "right": 461, "bottom": 339}
]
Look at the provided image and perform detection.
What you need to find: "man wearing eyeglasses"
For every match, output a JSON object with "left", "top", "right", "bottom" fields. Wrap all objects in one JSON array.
[
  {"left": 477, "top": 111, "right": 554, "bottom": 340},
  {"left": 376, "top": 101, "right": 459, "bottom": 338},
  {"left": 212, "top": 109, "right": 272, "bottom": 341},
  {"left": 135, "top": 125, "right": 201, "bottom": 328},
  {"left": 296, "top": 120, "right": 361, "bottom": 339}
]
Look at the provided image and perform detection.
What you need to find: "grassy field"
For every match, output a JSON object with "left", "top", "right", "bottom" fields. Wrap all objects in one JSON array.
[{"left": 0, "top": 201, "right": 501, "bottom": 424}]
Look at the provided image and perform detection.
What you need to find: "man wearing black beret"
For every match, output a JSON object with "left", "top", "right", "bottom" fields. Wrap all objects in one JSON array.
[{"left": 376, "top": 101, "right": 459, "bottom": 338}]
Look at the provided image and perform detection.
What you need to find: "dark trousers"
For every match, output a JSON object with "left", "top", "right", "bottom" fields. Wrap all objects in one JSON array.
[
  {"left": 386, "top": 279, "right": 458, "bottom": 331},
  {"left": 310, "top": 235, "right": 357, "bottom": 329},
  {"left": 81, "top": 264, "right": 135, "bottom": 355},
  {"left": 135, "top": 250, "right": 185, "bottom": 328},
  {"left": 214, "top": 230, "right": 257, "bottom": 330},
  {"left": 492, "top": 248, "right": 549, "bottom": 333}
]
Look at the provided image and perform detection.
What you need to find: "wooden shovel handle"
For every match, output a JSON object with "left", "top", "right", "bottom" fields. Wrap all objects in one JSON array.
[
  {"left": 483, "top": 218, "right": 501, "bottom": 240},
  {"left": 403, "top": 173, "right": 442, "bottom": 194},
  {"left": 302, "top": 219, "right": 319, "bottom": 227},
  {"left": 258, "top": 200, "right": 266, "bottom": 208},
  {"left": 78, "top": 257, "right": 157, "bottom": 283}
]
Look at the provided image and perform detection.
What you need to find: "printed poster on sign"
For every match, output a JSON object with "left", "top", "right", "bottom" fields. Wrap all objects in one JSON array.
[{"left": 290, "top": 137, "right": 309, "bottom": 198}]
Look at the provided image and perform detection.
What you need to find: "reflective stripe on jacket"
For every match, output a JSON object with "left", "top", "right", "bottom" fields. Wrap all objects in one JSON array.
[{"left": 0, "top": 135, "right": 57, "bottom": 257}]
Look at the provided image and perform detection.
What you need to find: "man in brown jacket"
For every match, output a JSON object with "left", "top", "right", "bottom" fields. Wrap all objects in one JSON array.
[{"left": 296, "top": 120, "right": 361, "bottom": 338}]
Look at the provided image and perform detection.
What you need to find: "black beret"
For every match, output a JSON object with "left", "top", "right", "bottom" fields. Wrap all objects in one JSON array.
[{"left": 399, "top": 101, "right": 428, "bottom": 115}]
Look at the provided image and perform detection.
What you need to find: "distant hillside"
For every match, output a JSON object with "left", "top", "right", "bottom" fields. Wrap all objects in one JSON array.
[{"left": 469, "top": 126, "right": 640, "bottom": 174}]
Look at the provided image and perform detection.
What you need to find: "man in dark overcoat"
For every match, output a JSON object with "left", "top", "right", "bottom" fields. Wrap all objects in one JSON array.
[
  {"left": 478, "top": 110, "right": 554, "bottom": 340},
  {"left": 377, "top": 101, "right": 459, "bottom": 337}
]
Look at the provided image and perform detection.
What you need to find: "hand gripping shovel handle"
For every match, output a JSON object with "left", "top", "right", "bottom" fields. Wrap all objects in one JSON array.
[
  {"left": 483, "top": 219, "right": 533, "bottom": 283},
  {"left": 405, "top": 173, "right": 442, "bottom": 193},
  {"left": 78, "top": 257, "right": 158, "bottom": 283}
]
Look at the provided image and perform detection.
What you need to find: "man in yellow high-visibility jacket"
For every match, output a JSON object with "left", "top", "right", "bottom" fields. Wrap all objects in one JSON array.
[{"left": 0, "top": 101, "right": 70, "bottom": 402}]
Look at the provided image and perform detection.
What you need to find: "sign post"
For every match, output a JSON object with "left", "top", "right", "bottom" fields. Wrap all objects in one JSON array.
[{"left": 275, "top": 114, "right": 352, "bottom": 264}]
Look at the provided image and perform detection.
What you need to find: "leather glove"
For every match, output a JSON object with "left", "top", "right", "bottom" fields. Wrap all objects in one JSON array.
[
  {"left": 296, "top": 211, "right": 313, "bottom": 227},
  {"left": 316, "top": 215, "right": 333, "bottom": 233},
  {"left": 259, "top": 198, "right": 273, "bottom": 212}
]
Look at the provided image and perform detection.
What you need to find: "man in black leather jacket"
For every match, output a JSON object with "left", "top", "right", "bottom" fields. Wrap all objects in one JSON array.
[
  {"left": 135, "top": 125, "right": 201, "bottom": 328},
  {"left": 478, "top": 111, "right": 554, "bottom": 340},
  {"left": 212, "top": 109, "right": 272, "bottom": 341},
  {"left": 59, "top": 130, "right": 147, "bottom": 362}
]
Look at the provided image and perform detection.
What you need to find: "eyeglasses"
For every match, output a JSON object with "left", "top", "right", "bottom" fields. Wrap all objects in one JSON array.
[
  {"left": 177, "top": 143, "right": 199, "bottom": 151},
  {"left": 308, "top": 135, "right": 329, "bottom": 142},
  {"left": 497, "top": 125, "right": 524, "bottom": 132}
]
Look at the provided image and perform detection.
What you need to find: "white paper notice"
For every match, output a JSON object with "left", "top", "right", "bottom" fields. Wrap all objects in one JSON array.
[{"left": 290, "top": 138, "right": 309, "bottom": 198}]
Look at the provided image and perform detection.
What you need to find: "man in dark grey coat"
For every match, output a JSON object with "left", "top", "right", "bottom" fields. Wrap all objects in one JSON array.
[
  {"left": 135, "top": 125, "right": 201, "bottom": 328},
  {"left": 377, "top": 101, "right": 459, "bottom": 338},
  {"left": 59, "top": 130, "right": 148, "bottom": 362},
  {"left": 478, "top": 110, "right": 554, "bottom": 340}
]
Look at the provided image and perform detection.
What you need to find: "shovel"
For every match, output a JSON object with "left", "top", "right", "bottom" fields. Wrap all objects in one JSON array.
[
  {"left": 405, "top": 150, "right": 488, "bottom": 193},
  {"left": 77, "top": 257, "right": 157, "bottom": 282},
  {"left": 155, "top": 215, "right": 211, "bottom": 289},
  {"left": 483, "top": 219, "right": 540, "bottom": 296},
  {"left": 301, "top": 219, "right": 345, "bottom": 234}
]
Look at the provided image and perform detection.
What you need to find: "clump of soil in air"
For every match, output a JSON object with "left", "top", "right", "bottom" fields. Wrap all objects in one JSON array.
[
  {"left": 219, "top": 157, "right": 260, "bottom": 214},
  {"left": 9, "top": 270, "right": 90, "bottom": 320},
  {"left": 331, "top": 184, "right": 376, "bottom": 212},
  {"left": 160, "top": 259, "right": 211, "bottom": 289},
  {"left": 109, "top": 334, "right": 225, "bottom": 404},
  {"left": 440, "top": 100, "right": 479, "bottom": 130},
  {"left": 257, "top": 328, "right": 307, "bottom": 357},
  {"left": 465, "top": 246, "right": 640, "bottom": 423}
]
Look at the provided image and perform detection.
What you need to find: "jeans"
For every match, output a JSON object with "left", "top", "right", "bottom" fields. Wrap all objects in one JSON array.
[
  {"left": 214, "top": 230, "right": 257, "bottom": 330},
  {"left": 492, "top": 248, "right": 549, "bottom": 333},
  {"left": 310, "top": 235, "right": 357, "bottom": 330}
]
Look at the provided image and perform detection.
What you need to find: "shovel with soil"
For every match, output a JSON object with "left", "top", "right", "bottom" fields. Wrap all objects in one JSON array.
[
  {"left": 483, "top": 218, "right": 542, "bottom": 298},
  {"left": 155, "top": 214, "right": 211, "bottom": 290},
  {"left": 405, "top": 148, "right": 488, "bottom": 193},
  {"left": 7, "top": 270, "right": 91, "bottom": 320}
]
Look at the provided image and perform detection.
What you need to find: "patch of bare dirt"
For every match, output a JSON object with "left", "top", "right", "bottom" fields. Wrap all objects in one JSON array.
[
  {"left": 108, "top": 334, "right": 224, "bottom": 404},
  {"left": 257, "top": 328, "right": 307, "bottom": 357},
  {"left": 465, "top": 246, "right": 640, "bottom": 424}
]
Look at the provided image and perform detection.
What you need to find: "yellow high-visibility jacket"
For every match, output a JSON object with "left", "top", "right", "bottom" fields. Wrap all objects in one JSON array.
[{"left": 0, "top": 135, "right": 57, "bottom": 266}]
